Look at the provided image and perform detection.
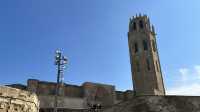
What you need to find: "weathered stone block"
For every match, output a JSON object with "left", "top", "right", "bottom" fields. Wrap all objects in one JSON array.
[{"left": 0, "top": 86, "right": 39, "bottom": 112}]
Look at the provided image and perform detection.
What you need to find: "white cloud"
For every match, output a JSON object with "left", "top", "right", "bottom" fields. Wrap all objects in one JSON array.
[
  {"left": 194, "top": 65, "right": 200, "bottom": 79},
  {"left": 179, "top": 68, "right": 189, "bottom": 81},
  {"left": 166, "top": 65, "right": 200, "bottom": 96},
  {"left": 167, "top": 83, "right": 200, "bottom": 96}
]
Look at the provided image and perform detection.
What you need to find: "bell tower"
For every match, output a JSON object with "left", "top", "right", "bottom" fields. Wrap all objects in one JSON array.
[{"left": 128, "top": 14, "right": 165, "bottom": 95}]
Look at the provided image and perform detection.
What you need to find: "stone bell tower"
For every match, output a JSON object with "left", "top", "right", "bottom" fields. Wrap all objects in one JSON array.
[{"left": 128, "top": 14, "right": 165, "bottom": 95}]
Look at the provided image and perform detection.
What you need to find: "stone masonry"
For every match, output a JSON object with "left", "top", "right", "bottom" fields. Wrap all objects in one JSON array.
[
  {"left": 103, "top": 96, "right": 200, "bottom": 112},
  {"left": 0, "top": 86, "right": 39, "bottom": 112}
]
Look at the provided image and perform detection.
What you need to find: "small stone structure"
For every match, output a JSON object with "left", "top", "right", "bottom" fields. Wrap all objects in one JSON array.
[{"left": 0, "top": 86, "right": 39, "bottom": 112}]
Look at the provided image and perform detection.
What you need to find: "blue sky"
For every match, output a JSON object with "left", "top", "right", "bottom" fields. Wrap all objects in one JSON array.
[{"left": 0, "top": 0, "right": 200, "bottom": 95}]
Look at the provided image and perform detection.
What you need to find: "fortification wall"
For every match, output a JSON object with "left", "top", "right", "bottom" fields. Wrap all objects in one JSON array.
[
  {"left": 82, "top": 82, "right": 115, "bottom": 107},
  {"left": 39, "top": 95, "right": 84, "bottom": 109},
  {"left": 0, "top": 86, "right": 39, "bottom": 112},
  {"left": 27, "top": 79, "right": 84, "bottom": 98},
  {"left": 64, "top": 85, "right": 83, "bottom": 98},
  {"left": 27, "top": 79, "right": 134, "bottom": 110}
]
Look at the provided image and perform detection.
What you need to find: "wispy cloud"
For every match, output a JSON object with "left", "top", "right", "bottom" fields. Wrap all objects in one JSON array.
[
  {"left": 167, "top": 83, "right": 200, "bottom": 96},
  {"left": 166, "top": 65, "right": 200, "bottom": 96},
  {"left": 179, "top": 68, "right": 189, "bottom": 81},
  {"left": 194, "top": 65, "right": 200, "bottom": 79}
]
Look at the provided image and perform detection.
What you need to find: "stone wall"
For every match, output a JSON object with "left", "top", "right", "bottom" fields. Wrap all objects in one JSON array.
[
  {"left": 0, "top": 86, "right": 39, "bottom": 112},
  {"left": 37, "top": 82, "right": 117, "bottom": 109},
  {"left": 82, "top": 82, "right": 115, "bottom": 107},
  {"left": 39, "top": 95, "right": 84, "bottom": 109},
  {"left": 27, "top": 79, "right": 83, "bottom": 98},
  {"left": 103, "top": 96, "right": 200, "bottom": 112},
  {"left": 115, "top": 90, "right": 134, "bottom": 102},
  {"left": 26, "top": 79, "right": 135, "bottom": 111},
  {"left": 64, "top": 85, "right": 83, "bottom": 98},
  {"left": 27, "top": 79, "right": 132, "bottom": 103},
  {"left": 40, "top": 108, "right": 88, "bottom": 112}
]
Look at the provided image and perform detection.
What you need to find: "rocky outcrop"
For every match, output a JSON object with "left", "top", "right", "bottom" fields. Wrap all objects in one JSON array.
[
  {"left": 0, "top": 86, "right": 39, "bottom": 112},
  {"left": 103, "top": 96, "right": 200, "bottom": 112}
]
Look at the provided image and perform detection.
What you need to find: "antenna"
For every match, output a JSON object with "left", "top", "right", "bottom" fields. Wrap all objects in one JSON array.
[{"left": 54, "top": 50, "right": 68, "bottom": 112}]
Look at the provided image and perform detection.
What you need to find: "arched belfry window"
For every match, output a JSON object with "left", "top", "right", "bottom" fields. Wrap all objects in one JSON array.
[
  {"left": 134, "top": 43, "right": 138, "bottom": 53},
  {"left": 156, "top": 61, "right": 160, "bottom": 72},
  {"left": 133, "top": 22, "right": 137, "bottom": 30},
  {"left": 139, "top": 20, "right": 144, "bottom": 29},
  {"left": 135, "top": 60, "right": 140, "bottom": 72},
  {"left": 152, "top": 40, "right": 157, "bottom": 52},
  {"left": 143, "top": 40, "right": 148, "bottom": 51},
  {"left": 146, "top": 58, "right": 151, "bottom": 71}
]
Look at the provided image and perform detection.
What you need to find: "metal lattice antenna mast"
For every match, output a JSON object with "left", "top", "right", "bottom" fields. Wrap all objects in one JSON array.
[{"left": 54, "top": 50, "right": 68, "bottom": 112}]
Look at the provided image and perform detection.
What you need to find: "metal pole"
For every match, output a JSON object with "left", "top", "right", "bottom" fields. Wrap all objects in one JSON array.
[
  {"left": 54, "top": 52, "right": 61, "bottom": 112},
  {"left": 54, "top": 50, "right": 68, "bottom": 112}
]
